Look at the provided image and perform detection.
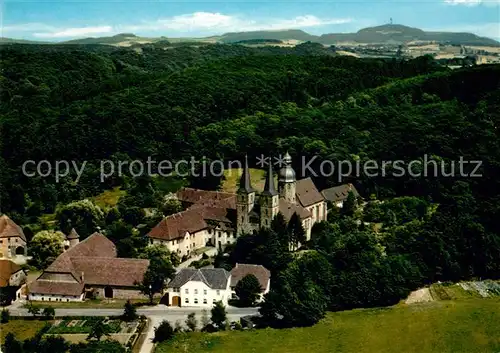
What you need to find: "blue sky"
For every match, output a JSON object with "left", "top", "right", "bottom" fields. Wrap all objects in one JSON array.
[{"left": 1, "top": 0, "right": 499, "bottom": 41}]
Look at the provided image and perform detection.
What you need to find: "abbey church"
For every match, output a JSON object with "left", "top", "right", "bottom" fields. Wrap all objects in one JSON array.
[{"left": 148, "top": 153, "right": 328, "bottom": 256}]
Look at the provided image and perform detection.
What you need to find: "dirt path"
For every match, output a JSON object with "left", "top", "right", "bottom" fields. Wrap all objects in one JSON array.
[{"left": 405, "top": 288, "right": 434, "bottom": 304}]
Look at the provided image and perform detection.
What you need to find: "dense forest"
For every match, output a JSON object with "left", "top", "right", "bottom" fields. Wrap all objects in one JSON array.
[{"left": 1, "top": 42, "right": 500, "bottom": 326}]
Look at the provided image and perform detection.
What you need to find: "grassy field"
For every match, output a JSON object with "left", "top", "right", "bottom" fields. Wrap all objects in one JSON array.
[
  {"left": 92, "top": 187, "right": 126, "bottom": 209},
  {"left": 0, "top": 320, "right": 50, "bottom": 343},
  {"left": 156, "top": 298, "right": 500, "bottom": 353},
  {"left": 222, "top": 168, "right": 273, "bottom": 193}
]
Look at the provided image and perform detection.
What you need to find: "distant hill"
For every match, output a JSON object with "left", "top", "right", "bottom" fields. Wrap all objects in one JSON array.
[
  {"left": 0, "top": 37, "right": 50, "bottom": 44},
  {"left": 62, "top": 33, "right": 148, "bottom": 45},
  {"left": 219, "top": 29, "right": 316, "bottom": 43},
  {"left": 318, "top": 24, "right": 500, "bottom": 46},
  {"left": 220, "top": 24, "right": 499, "bottom": 47},
  {"left": 1, "top": 24, "right": 498, "bottom": 47}
]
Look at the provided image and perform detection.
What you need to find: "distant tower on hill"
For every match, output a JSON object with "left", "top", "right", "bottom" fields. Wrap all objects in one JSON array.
[{"left": 390, "top": 18, "right": 393, "bottom": 25}]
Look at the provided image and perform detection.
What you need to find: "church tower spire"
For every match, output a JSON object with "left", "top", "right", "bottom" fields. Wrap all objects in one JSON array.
[
  {"left": 236, "top": 155, "right": 255, "bottom": 235},
  {"left": 262, "top": 160, "right": 278, "bottom": 197},
  {"left": 238, "top": 155, "right": 254, "bottom": 193},
  {"left": 261, "top": 161, "right": 279, "bottom": 228}
]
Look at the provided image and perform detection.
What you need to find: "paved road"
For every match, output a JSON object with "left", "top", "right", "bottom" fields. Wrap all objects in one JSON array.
[
  {"left": 8, "top": 304, "right": 258, "bottom": 319},
  {"left": 8, "top": 304, "right": 259, "bottom": 353}
]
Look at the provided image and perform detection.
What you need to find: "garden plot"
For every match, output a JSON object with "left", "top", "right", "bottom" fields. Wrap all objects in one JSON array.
[
  {"left": 47, "top": 318, "right": 122, "bottom": 334},
  {"left": 44, "top": 318, "right": 141, "bottom": 346}
]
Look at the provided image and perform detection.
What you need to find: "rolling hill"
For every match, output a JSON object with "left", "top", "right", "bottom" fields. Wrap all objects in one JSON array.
[{"left": 1, "top": 24, "right": 498, "bottom": 47}]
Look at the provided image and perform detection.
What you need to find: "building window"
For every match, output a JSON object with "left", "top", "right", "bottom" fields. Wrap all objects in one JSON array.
[
  {"left": 203, "top": 289, "right": 207, "bottom": 295},
  {"left": 213, "top": 299, "right": 217, "bottom": 303},
  {"left": 185, "top": 289, "right": 189, "bottom": 294},
  {"left": 194, "top": 298, "right": 198, "bottom": 304},
  {"left": 216, "top": 290, "right": 220, "bottom": 296},
  {"left": 185, "top": 298, "right": 189, "bottom": 303},
  {"left": 194, "top": 289, "right": 198, "bottom": 295},
  {"left": 203, "top": 298, "right": 207, "bottom": 304}
]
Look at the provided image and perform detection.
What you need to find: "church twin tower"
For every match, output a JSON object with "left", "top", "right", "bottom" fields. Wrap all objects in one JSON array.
[{"left": 236, "top": 153, "right": 296, "bottom": 235}]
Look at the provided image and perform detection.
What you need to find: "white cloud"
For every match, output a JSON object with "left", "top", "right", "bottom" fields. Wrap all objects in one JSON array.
[
  {"left": 33, "top": 26, "right": 113, "bottom": 38},
  {"left": 123, "top": 12, "right": 352, "bottom": 34},
  {"left": 444, "top": 0, "right": 499, "bottom": 6},
  {"left": 4, "top": 12, "right": 353, "bottom": 39}
]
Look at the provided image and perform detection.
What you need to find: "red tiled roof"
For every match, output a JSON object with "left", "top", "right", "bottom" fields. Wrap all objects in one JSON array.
[
  {"left": 177, "top": 188, "right": 236, "bottom": 209},
  {"left": 64, "top": 232, "right": 117, "bottom": 258},
  {"left": 230, "top": 263, "right": 270, "bottom": 292},
  {"left": 321, "top": 183, "right": 359, "bottom": 202},
  {"left": 148, "top": 209, "right": 207, "bottom": 241},
  {"left": 0, "top": 260, "right": 22, "bottom": 287},
  {"left": 0, "top": 215, "right": 26, "bottom": 241},
  {"left": 279, "top": 199, "right": 311, "bottom": 221},
  {"left": 295, "top": 178, "right": 325, "bottom": 207},
  {"left": 29, "top": 233, "right": 150, "bottom": 296},
  {"left": 70, "top": 257, "right": 149, "bottom": 287},
  {"left": 29, "top": 280, "right": 84, "bottom": 296},
  {"left": 46, "top": 232, "right": 117, "bottom": 277}
]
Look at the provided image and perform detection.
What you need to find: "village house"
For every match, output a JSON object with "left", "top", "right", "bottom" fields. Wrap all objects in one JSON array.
[
  {"left": 28, "top": 232, "right": 149, "bottom": 302},
  {"left": 230, "top": 263, "right": 270, "bottom": 302},
  {"left": 0, "top": 215, "right": 27, "bottom": 258},
  {"left": 164, "top": 268, "right": 231, "bottom": 307},
  {"left": 148, "top": 153, "right": 327, "bottom": 255},
  {"left": 0, "top": 259, "right": 27, "bottom": 303},
  {"left": 321, "top": 183, "right": 360, "bottom": 208}
]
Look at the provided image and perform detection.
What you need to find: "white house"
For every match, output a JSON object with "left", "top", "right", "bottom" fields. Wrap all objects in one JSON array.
[{"left": 165, "top": 268, "right": 231, "bottom": 307}]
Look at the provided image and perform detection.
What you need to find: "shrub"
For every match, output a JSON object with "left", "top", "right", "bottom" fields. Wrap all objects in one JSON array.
[
  {"left": 153, "top": 320, "right": 174, "bottom": 343},
  {"left": 1, "top": 308, "right": 10, "bottom": 323},
  {"left": 122, "top": 300, "right": 138, "bottom": 321},
  {"left": 42, "top": 307, "right": 55, "bottom": 319}
]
